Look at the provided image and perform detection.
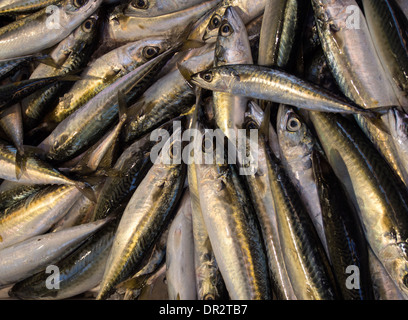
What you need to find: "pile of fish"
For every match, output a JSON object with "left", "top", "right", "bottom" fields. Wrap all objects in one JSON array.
[{"left": 0, "top": 0, "right": 407, "bottom": 300}]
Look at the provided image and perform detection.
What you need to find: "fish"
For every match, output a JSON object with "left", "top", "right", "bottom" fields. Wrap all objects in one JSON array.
[
  {"left": 0, "top": 184, "right": 81, "bottom": 250},
  {"left": 186, "top": 103, "right": 227, "bottom": 301},
  {"left": 309, "top": 110, "right": 408, "bottom": 299},
  {"left": 258, "top": 0, "right": 304, "bottom": 69},
  {"left": 9, "top": 216, "right": 120, "bottom": 300},
  {"left": 211, "top": 6, "right": 253, "bottom": 142},
  {"left": 0, "top": 0, "right": 62, "bottom": 15},
  {"left": 90, "top": 128, "right": 162, "bottom": 221},
  {"left": 311, "top": 0, "right": 400, "bottom": 109},
  {"left": 104, "top": 0, "right": 221, "bottom": 45},
  {"left": 189, "top": 0, "right": 266, "bottom": 43},
  {"left": 0, "top": 73, "right": 81, "bottom": 112},
  {"left": 277, "top": 104, "right": 330, "bottom": 258},
  {"left": 123, "top": 0, "right": 207, "bottom": 17},
  {"left": 194, "top": 120, "right": 271, "bottom": 300},
  {"left": 22, "top": 13, "right": 100, "bottom": 130},
  {"left": 96, "top": 126, "right": 186, "bottom": 300},
  {"left": 0, "top": 0, "right": 103, "bottom": 60},
  {"left": 166, "top": 190, "right": 197, "bottom": 300},
  {"left": 118, "top": 226, "right": 169, "bottom": 300},
  {"left": 362, "top": 0, "right": 408, "bottom": 109},
  {"left": 190, "top": 64, "right": 374, "bottom": 115},
  {"left": 0, "top": 218, "right": 107, "bottom": 287},
  {"left": 312, "top": 149, "right": 374, "bottom": 299},
  {"left": 368, "top": 247, "right": 406, "bottom": 300},
  {"left": 387, "top": 108, "right": 408, "bottom": 185},
  {"left": 241, "top": 104, "right": 297, "bottom": 300}
]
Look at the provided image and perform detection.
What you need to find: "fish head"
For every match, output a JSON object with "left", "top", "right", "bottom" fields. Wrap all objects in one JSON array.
[
  {"left": 202, "top": 6, "right": 227, "bottom": 43},
  {"left": 380, "top": 241, "right": 408, "bottom": 299},
  {"left": 190, "top": 66, "right": 237, "bottom": 93},
  {"left": 277, "top": 105, "right": 315, "bottom": 163},
  {"left": 388, "top": 108, "right": 408, "bottom": 141},
  {"left": 125, "top": 0, "right": 154, "bottom": 16},
  {"left": 124, "top": 38, "right": 173, "bottom": 67},
  {"left": 64, "top": 0, "right": 103, "bottom": 16},
  {"left": 214, "top": 6, "right": 252, "bottom": 65},
  {"left": 73, "top": 12, "right": 100, "bottom": 44}
]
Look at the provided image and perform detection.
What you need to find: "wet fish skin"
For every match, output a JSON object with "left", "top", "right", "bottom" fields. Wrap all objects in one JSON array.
[
  {"left": 362, "top": 0, "right": 408, "bottom": 108},
  {"left": 91, "top": 130, "right": 160, "bottom": 221},
  {"left": 190, "top": 64, "right": 372, "bottom": 115},
  {"left": 212, "top": 5, "right": 253, "bottom": 142},
  {"left": 264, "top": 123, "right": 339, "bottom": 299},
  {"left": 22, "top": 13, "right": 100, "bottom": 130},
  {"left": 0, "top": 74, "right": 80, "bottom": 111},
  {"left": 190, "top": 0, "right": 266, "bottom": 43},
  {"left": 312, "top": 149, "right": 374, "bottom": 300},
  {"left": 309, "top": 110, "right": 408, "bottom": 299},
  {"left": 0, "top": 0, "right": 103, "bottom": 60},
  {"left": 194, "top": 122, "right": 271, "bottom": 300},
  {"left": 187, "top": 105, "right": 226, "bottom": 301},
  {"left": 0, "top": 184, "right": 81, "bottom": 250},
  {"left": 124, "top": 0, "right": 206, "bottom": 17},
  {"left": 311, "top": 0, "right": 400, "bottom": 109},
  {"left": 0, "top": 0, "right": 62, "bottom": 15},
  {"left": 258, "top": 0, "right": 304, "bottom": 69},
  {"left": 0, "top": 184, "right": 44, "bottom": 211},
  {"left": 9, "top": 218, "right": 120, "bottom": 300},
  {"left": 43, "top": 37, "right": 173, "bottom": 127},
  {"left": 104, "top": 0, "right": 221, "bottom": 45},
  {"left": 166, "top": 190, "right": 197, "bottom": 300},
  {"left": 241, "top": 107, "right": 297, "bottom": 300},
  {"left": 96, "top": 127, "right": 186, "bottom": 300},
  {"left": 368, "top": 247, "right": 406, "bottom": 300},
  {"left": 38, "top": 48, "right": 176, "bottom": 162},
  {"left": 120, "top": 226, "right": 170, "bottom": 300},
  {"left": 387, "top": 108, "right": 408, "bottom": 185},
  {"left": 122, "top": 46, "right": 215, "bottom": 144},
  {"left": 0, "top": 139, "right": 81, "bottom": 186},
  {"left": 277, "top": 105, "right": 330, "bottom": 258},
  {"left": 0, "top": 218, "right": 107, "bottom": 287}
]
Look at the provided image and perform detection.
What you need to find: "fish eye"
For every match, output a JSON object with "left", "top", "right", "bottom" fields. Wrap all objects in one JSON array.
[
  {"left": 82, "top": 19, "right": 94, "bottom": 32},
  {"left": 287, "top": 117, "right": 301, "bottom": 132},
  {"left": 403, "top": 274, "right": 408, "bottom": 288},
  {"left": 202, "top": 136, "right": 214, "bottom": 153},
  {"left": 73, "top": 0, "right": 87, "bottom": 8},
  {"left": 200, "top": 71, "right": 213, "bottom": 82},
  {"left": 131, "top": 0, "right": 149, "bottom": 9},
  {"left": 220, "top": 23, "right": 233, "bottom": 37},
  {"left": 168, "top": 141, "right": 180, "bottom": 160},
  {"left": 142, "top": 46, "right": 159, "bottom": 59},
  {"left": 209, "top": 14, "right": 221, "bottom": 30},
  {"left": 204, "top": 293, "right": 215, "bottom": 300}
]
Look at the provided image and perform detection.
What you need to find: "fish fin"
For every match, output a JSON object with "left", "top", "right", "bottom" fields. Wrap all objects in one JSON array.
[
  {"left": 177, "top": 62, "right": 194, "bottom": 83},
  {"left": 75, "top": 182, "right": 97, "bottom": 203},
  {"left": 178, "top": 40, "right": 205, "bottom": 51},
  {"left": 15, "top": 150, "right": 26, "bottom": 180},
  {"left": 116, "top": 274, "right": 150, "bottom": 291},
  {"left": 36, "top": 55, "right": 62, "bottom": 69}
]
